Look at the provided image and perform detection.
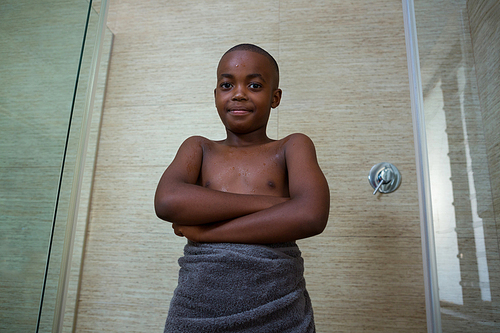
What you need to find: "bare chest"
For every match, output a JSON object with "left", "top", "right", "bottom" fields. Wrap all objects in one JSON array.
[{"left": 200, "top": 144, "right": 288, "bottom": 196}]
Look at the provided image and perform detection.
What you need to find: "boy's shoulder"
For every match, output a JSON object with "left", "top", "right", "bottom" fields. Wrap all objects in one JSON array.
[
  {"left": 180, "top": 135, "right": 216, "bottom": 148},
  {"left": 280, "top": 133, "right": 316, "bottom": 151},
  {"left": 280, "top": 132, "right": 313, "bottom": 143},
  {"left": 183, "top": 135, "right": 212, "bottom": 144}
]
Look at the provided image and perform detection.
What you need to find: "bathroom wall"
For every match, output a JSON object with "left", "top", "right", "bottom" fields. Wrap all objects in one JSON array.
[{"left": 73, "top": 1, "right": 426, "bottom": 332}]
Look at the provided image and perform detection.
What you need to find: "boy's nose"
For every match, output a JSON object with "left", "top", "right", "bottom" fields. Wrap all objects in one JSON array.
[{"left": 232, "top": 86, "right": 248, "bottom": 101}]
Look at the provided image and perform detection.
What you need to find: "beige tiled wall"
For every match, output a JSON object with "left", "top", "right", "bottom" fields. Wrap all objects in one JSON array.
[{"left": 74, "top": 1, "right": 426, "bottom": 332}]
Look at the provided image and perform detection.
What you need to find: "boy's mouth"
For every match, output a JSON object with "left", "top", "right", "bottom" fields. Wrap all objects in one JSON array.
[{"left": 228, "top": 109, "right": 252, "bottom": 115}]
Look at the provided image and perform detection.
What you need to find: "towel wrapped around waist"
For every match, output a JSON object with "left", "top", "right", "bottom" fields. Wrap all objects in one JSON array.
[{"left": 164, "top": 241, "right": 315, "bottom": 333}]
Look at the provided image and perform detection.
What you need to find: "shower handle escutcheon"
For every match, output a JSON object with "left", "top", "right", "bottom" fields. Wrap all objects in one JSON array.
[{"left": 368, "top": 162, "right": 402, "bottom": 195}]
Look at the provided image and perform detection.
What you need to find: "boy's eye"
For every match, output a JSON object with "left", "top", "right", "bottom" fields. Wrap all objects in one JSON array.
[
  {"left": 249, "top": 83, "right": 262, "bottom": 89},
  {"left": 220, "top": 82, "right": 232, "bottom": 89}
]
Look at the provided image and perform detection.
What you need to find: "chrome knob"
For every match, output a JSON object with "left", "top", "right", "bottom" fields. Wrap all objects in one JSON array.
[{"left": 368, "top": 162, "right": 401, "bottom": 195}]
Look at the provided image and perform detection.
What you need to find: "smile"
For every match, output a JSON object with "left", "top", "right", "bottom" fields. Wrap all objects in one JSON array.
[{"left": 228, "top": 109, "right": 252, "bottom": 115}]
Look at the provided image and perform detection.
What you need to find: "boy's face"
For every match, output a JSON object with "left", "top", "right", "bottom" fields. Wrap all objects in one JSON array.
[{"left": 214, "top": 50, "right": 281, "bottom": 137}]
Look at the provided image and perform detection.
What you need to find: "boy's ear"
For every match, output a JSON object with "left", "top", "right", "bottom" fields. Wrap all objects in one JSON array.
[{"left": 271, "top": 89, "right": 282, "bottom": 108}]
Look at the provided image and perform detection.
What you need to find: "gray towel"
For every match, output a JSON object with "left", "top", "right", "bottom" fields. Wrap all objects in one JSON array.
[{"left": 164, "top": 241, "right": 315, "bottom": 333}]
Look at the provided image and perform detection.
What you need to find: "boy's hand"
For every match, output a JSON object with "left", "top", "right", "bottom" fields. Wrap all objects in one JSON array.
[
  {"left": 172, "top": 223, "right": 220, "bottom": 243},
  {"left": 172, "top": 223, "right": 206, "bottom": 242},
  {"left": 172, "top": 223, "right": 185, "bottom": 237}
]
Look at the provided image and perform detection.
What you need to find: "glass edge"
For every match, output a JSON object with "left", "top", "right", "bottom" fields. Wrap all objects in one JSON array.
[
  {"left": 401, "top": 0, "right": 442, "bottom": 332},
  {"left": 51, "top": 1, "right": 110, "bottom": 332}
]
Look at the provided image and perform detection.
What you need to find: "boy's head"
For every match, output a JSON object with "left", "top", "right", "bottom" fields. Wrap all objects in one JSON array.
[
  {"left": 214, "top": 44, "right": 282, "bottom": 136},
  {"left": 220, "top": 44, "right": 280, "bottom": 88}
]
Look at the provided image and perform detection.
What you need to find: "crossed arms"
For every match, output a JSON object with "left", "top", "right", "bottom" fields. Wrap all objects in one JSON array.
[{"left": 154, "top": 134, "right": 330, "bottom": 244}]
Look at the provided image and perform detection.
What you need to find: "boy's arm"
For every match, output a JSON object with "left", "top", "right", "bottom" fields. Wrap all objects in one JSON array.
[
  {"left": 174, "top": 133, "right": 330, "bottom": 243},
  {"left": 154, "top": 136, "right": 288, "bottom": 225}
]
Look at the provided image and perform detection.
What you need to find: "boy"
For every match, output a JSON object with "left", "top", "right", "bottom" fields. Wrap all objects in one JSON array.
[{"left": 155, "top": 44, "right": 330, "bottom": 332}]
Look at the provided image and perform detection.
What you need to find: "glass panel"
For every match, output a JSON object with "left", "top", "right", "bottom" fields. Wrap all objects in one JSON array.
[
  {"left": 38, "top": 2, "right": 112, "bottom": 331},
  {"left": 414, "top": 0, "right": 500, "bottom": 331},
  {"left": 0, "top": 0, "right": 90, "bottom": 331}
]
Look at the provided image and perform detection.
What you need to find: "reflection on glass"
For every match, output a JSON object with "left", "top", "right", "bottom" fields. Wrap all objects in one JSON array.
[
  {"left": 456, "top": 65, "right": 491, "bottom": 304},
  {"left": 425, "top": 78, "right": 463, "bottom": 306},
  {"left": 426, "top": 65, "right": 492, "bottom": 306}
]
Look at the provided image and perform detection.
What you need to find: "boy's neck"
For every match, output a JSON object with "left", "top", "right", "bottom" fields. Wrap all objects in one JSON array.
[{"left": 223, "top": 130, "right": 274, "bottom": 147}]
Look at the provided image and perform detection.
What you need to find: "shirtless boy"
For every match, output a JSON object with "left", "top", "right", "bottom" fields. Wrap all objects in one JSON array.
[{"left": 155, "top": 44, "right": 330, "bottom": 332}]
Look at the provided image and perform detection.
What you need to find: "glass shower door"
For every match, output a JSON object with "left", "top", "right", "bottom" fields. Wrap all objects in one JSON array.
[
  {"left": 413, "top": 0, "right": 500, "bottom": 331},
  {"left": 0, "top": 1, "right": 91, "bottom": 331}
]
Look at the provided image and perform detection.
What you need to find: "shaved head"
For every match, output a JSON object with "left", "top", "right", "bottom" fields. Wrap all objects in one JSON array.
[{"left": 221, "top": 44, "right": 279, "bottom": 87}]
